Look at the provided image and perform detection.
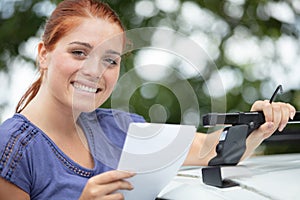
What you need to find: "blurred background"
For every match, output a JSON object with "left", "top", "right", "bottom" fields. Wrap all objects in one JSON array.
[{"left": 1, "top": 0, "right": 300, "bottom": 154}]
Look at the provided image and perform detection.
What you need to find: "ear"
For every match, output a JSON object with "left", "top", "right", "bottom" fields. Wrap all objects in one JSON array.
[{"left": 37, "top": 42, "right": 48, "bottom": 70}]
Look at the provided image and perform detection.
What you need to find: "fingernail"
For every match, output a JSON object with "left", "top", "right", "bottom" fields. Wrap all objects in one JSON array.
[
  {"left": 278, "top": 124, "right": 286, "bottom": 132},
  {"left": 130, "top": 172, "right": 136, "bottom": 176},
  {"left": 129, "top": 184, "right": 134, "bottom": 190},
  {"left": 290, "top": 112, "right": 295, "bottom": 120},
  {"left": 124, "top": 170, "right": 135, "bottom": 174}
]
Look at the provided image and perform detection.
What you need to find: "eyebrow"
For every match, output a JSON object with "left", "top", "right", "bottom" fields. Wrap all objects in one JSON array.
[
  {"left": 69, "top": 41, "right": 121, "bottom": 56},
  {"left": 68, "top": 41, "right": 93, "bottom": 49},
  {"left": 105, "top": 49, "right": 121, "bottom": 56}
]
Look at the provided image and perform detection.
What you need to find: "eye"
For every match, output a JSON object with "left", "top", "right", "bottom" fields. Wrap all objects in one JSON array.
[
  {"left": 71, "top": 50, "right": 87, "bottom": 59},
  {"left": 103, "top": 57, "right": 120, "bottom": 67},
  {"left": 104, "top": 58, "right": 117, "bottom": 65}
]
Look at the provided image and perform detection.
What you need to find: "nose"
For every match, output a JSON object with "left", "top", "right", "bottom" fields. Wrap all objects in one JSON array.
[{"left": 80, "top": 55, "right": 103, "bottom": 79}]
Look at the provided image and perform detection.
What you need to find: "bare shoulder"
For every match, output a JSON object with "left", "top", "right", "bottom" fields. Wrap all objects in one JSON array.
[{"left": 0, "top": 178, "right": 30, "bottom": 200}]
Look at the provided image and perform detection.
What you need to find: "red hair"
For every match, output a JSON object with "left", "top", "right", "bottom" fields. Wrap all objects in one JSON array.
[{"left": 16, "top": 0, "right": 124, "bottom": 113}]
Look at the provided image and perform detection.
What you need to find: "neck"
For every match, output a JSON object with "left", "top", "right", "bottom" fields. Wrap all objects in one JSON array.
[
  {"left": 21, "top": 87, "right": 95, "bottom": 169},
  {"left": 21, "top": 89, "right": 80, "bottom": 136}
]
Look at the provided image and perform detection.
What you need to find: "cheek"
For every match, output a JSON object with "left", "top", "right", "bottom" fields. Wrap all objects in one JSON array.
[
  {"left": 49, "top": 53, "right": 79, "bottom": 77},
  {"left": 104, "top": 68, "right": 120, "bottom": 89}
]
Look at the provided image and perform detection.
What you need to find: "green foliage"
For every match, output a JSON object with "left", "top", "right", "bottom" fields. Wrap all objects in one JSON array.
[
  {"left": 1, "top": 0, "right": 299, "bottom": 133},
  {"left": 0, "top": 0, "right": 45, "bottom": 70}
]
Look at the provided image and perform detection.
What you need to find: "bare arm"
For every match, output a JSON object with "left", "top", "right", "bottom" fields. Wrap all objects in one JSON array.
[
  {"left": 0, "top": 178, "right": 30, "bottom": 200},
  {"left": 184, "top": 101, "right": 296, "bottom": 166},
  {"left": 183, "top": 130, "right": 222, "bottom": 166}
]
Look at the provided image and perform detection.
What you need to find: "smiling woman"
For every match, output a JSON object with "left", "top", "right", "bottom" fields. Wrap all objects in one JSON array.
[{"left": 0, "top": 0, "right": 139, "bottom": 199}]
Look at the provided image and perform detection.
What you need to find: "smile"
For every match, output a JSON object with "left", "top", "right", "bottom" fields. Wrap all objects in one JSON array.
[{"left": 72, "top": 82, "right": 100, "bottom": 93}]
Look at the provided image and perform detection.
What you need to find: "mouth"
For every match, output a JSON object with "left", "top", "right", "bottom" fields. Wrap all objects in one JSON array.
[{"left": 71, "top": 82, "right": 102, "bottom": 93}]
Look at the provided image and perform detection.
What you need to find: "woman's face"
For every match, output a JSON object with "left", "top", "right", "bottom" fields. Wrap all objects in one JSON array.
[{"left": 39, "top": 18, "right": 124, "bottom": 113}]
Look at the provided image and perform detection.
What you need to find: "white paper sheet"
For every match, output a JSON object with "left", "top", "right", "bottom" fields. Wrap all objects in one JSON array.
[{"left": 117, "top": 123, "right": 196, "bottom": 200}]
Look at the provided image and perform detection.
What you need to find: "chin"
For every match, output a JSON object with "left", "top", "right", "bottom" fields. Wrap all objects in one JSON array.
[
  {"left": 71, "top": 92, "right": 102, "bottom": 110},
  {"left": 72, "top": 98, "right": 107, "bottom": 114},
  {"left": 71, "top": 99, "right": 96, "bottom": 113}
]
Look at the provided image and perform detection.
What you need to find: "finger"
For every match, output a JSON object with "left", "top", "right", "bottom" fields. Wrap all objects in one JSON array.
[
  {"left": 278, "top": 104, "right": 290, "bottom": 132},
  {"left": 102, "top": 192, "right": 125, "bottom": 200},
  {"left": 271, "top": 103, "right": 282, "bottom": 129},
  {"left": 252, "top": 100, "right": 273, "bottom": 122},
  {"left": 93, "top": 180, "right": 133, "bottom": 197},
  {"left": 287, "top": 103, "right": 296, "bottom": 119},
  {"left": 81, "top": 178, "right": 133, "bottom": 199},
  {"left": 105, "top": 180, "right": 134, "bottom": 194},
  {"left": 92, "top": 170, "right": 135, "bottom": 185},
  {"left": 250, "top": 100, "right": 264, "bottom": 111}
]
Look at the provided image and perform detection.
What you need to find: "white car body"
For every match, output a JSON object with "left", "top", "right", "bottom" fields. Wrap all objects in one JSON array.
[{"left": 158, "top": 153, "right": 300, "bottom": 200}]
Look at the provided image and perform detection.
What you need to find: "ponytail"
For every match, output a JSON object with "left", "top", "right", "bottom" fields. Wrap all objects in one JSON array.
[{"left": 15, "top": 74, "right": 43, "bottom": 113}]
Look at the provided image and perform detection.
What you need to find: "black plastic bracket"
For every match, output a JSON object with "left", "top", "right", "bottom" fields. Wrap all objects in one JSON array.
[
  {"left": 202, "top": 124, "right": 249, "bottom": 188},
  {"left": 202, "top": 166, "right": 239, "bottom": 188},
  {"left": 208, "top": 124, "right": 249, "bottom": 166}
]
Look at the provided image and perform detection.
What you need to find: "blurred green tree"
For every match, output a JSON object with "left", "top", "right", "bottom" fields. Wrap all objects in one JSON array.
[{"left": 1, "top": 0, "right": 300, "bottom": 131}]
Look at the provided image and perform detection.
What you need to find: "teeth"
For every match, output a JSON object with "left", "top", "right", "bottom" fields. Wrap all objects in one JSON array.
[{"left": 73, "top": 82, "right": 97, "bottom": 93}]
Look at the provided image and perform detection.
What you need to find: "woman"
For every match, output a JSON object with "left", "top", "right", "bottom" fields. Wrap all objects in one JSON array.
[{"left": 0, "top": 0, "right": 296, "bottom": 199}]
